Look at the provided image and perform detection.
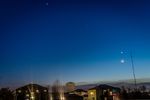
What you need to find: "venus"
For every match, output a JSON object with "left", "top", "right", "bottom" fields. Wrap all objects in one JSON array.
[{"left": 120, "top": 59, "right": 125, "bottom": 63}]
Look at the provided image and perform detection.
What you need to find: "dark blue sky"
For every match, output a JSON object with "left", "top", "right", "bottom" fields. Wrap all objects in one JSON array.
[{"left": 0, "top": 0, "right": 150, "bottom": 87}]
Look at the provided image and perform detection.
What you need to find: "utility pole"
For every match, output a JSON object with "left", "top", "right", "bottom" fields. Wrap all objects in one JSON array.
[{"left": 130, "top": 52, "right": 137, "bottom": 90}]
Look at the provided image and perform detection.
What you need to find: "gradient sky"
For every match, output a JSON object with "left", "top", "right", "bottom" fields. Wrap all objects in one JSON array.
[{"left": 0, "top": 0, "right": 150, "bottom": 87}]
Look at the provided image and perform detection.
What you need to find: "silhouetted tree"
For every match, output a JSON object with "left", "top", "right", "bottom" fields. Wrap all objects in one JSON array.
[
  {"left": 121, "top": 86, "right": 128, "bottom": 100},
  {"left": 52, "top": 80, "right": 60, "bottom": 100},
  {"left": 52, "top": 80, "right": 65, "bottom": 100},
  {"left": 139, "top": 85, "right": 146, "bottom": 92},
  {"left": 127, "top": 87, "right": 131, "bottom": 93},
  {"left": 0, "top": 88, "right": 14, "bottom": 100}
]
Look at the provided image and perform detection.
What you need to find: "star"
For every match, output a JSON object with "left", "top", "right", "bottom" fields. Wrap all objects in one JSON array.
[{"left": 45, "top": 2, "right": 49, "bottom": 6}]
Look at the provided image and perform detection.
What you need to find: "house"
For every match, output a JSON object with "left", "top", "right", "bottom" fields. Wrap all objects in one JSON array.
[
  {"left": 67, "top": 89, "right": 88, "bottom": 100},
  {"left": 69, "top": 89, "right": 87, "bottom": 96},
  {"left": 88, "top": 84, "right": 120, "bottom": 100},
  {"left": 15, "top": 84, "right": 49, "bottom": 100}
]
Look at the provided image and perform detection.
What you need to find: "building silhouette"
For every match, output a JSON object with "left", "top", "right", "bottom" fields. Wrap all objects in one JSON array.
[
  {"left": 15, "top": 84, "right": 49, "bottom": 100},
  {"left": 88, "top": 84, "right": 120, "bottom": 100}
]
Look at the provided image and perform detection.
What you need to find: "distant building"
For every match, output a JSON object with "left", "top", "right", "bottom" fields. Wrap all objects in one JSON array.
[
  {"left": 88, "top": 84, "right": 120, "bottom": 100},
  {"left": 65, "top": 93, "right": 83, "bottom": 100},
  {"left": 65, "top": 82, "right": 76, "bottom": 92},
  {"left": 67, "top": 89, "right": 88, "bottom": 100},
  {"left": 68, "top": 89, "right": 87, "bottom": 96},
  {"left": 15, "top": 84, "right": 49, "bottom": 100}
]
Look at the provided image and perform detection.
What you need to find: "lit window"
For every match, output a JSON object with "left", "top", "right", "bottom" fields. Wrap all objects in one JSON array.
[
  {"left": 90, "top": 92, "right": 94, "bottom": 95},
  {"left": 30, "top": 96, "right": 35, "bottom": 100},
  {"left": 26, "top": 94, "right": 29, "bottom": 97},
  {"left": 110, "top": 91, "right": 112, "bottom": 95},
  {"left": 44, "top": 90, "right": 47, "bottom": 92},
  {"left": 36, "top": 90, "right": 39, "bottom": 93},
  {"left": 18, "top": 90, "right": 21, "bottom": 93},
  {"left": 31, "top": 92, "right": 34, "bottom": 95},
  {"left": 103, "top": 90, "right": 107, "bottom": 94},
  {"left": 60, "top": 96, "right": 65, "bottom": 100}
]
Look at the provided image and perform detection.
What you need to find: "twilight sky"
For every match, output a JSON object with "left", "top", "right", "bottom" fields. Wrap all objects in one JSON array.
[{"left": 0, "top": 0, "right": 150, "bottom": 87}]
